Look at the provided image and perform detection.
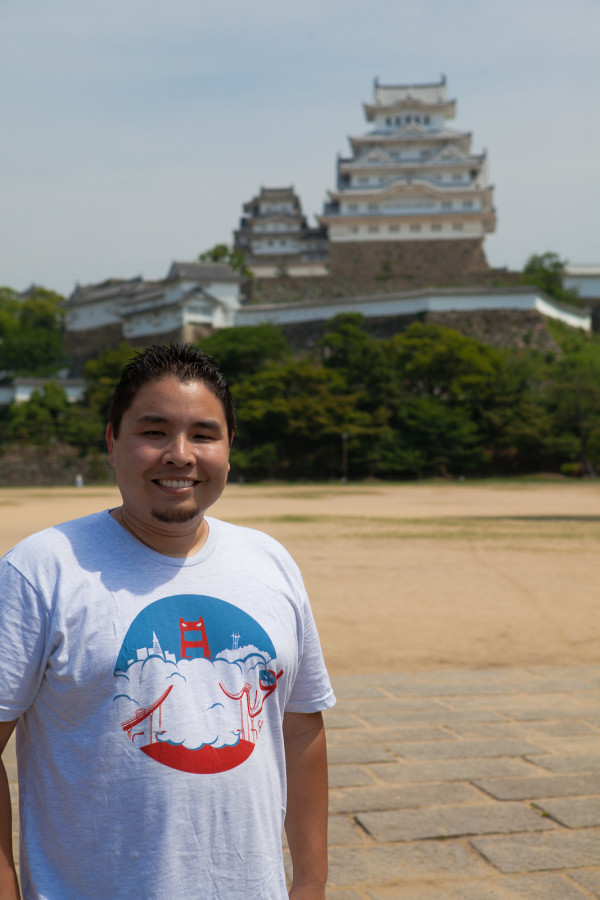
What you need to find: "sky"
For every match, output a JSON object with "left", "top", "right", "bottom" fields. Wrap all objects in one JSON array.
[{"left": 1, "top": 0, "right": 598, "bottom": 296}]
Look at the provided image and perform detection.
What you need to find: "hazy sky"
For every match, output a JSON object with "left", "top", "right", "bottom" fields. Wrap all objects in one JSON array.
[{"left": 1, "top": 0, "right": 598, "bottom": 295}]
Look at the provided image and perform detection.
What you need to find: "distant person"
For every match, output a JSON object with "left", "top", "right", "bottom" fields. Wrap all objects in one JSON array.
[
  {"left": 0, "top": 343, "right": 335, "bottom": 900},
  {"left": 74, "top": 473, "right": 84, "bottom": 488}
]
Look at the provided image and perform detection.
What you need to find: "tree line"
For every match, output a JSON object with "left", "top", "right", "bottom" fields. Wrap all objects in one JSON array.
[
  {"left": 2, "top": 314, "right": 600, "bottom": 481},
  {"left": 1, "top": 252, "right": 597, "bottom": 481}
]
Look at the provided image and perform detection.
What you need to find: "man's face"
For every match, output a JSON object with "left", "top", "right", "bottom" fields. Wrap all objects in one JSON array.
[{"left": 106, "top": 376, "right": 231, "bottom": 545}]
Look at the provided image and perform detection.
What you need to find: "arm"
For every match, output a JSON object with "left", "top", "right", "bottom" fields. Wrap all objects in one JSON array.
[
  {"left": 0, "top": 719, "right": 21, "bottom": 900},
  {"left": 283, "top": 711, "right": 329, "bottom": 900}
]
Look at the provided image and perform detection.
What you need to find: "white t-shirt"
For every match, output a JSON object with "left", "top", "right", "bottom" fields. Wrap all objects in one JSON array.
[{"left": 0, "top": 511, "right": 335, "bottom": 900}]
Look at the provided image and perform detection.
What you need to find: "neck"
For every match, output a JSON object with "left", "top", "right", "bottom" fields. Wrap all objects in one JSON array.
[{"left": 110, "top": 507, "right": 209, "bottom": 558}]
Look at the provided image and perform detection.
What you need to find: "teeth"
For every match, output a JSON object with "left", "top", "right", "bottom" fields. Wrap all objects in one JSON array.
[{"left": 158, "top": 479, "right": 195, "bottom": 488}]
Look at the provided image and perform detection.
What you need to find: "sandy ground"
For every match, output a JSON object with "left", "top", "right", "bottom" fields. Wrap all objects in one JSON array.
[{"left": 1, "top": 481, "right": 599, "bottom": 675}]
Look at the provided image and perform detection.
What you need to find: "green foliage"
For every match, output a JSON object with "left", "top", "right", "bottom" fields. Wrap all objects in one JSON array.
[
  {"left": 521, "top": 252, "right": 581, "bottom": 306},
  {"left": 0, "top": 287, "right": 66, "bottom": 376},
  {"left": 83, "top": 343, "right": 137, "bottom": 424},
  {"left": 198, "top": 325, "right": 290, "bottom": 382},
  {"left": 4, "top": 278, "right": 600, "bottom": 481},
  {"left": 199, "top": 244, "right": 252, "bottom": 280}
]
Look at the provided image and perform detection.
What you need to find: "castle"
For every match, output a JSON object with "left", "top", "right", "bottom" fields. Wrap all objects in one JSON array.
[
  {"left": 236, "top": 76, "right": 496, "bottom": 297},
  {"left": 62, "top": 77, "right": 590, "bottom": 371}
]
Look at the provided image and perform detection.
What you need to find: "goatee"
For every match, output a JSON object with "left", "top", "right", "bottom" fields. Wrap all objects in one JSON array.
[{"left": 152, "top": 507, "right": 200, "bottom": 524}]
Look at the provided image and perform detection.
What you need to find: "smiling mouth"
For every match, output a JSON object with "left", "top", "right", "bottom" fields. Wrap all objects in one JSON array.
[{"left": 155, "top": 479, "right": 197, "bottom": 489}]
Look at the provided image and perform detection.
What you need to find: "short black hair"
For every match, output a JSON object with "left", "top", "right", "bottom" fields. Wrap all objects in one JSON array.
[{"left": 108, "top": 343, "right": 236, "bottom": 439}]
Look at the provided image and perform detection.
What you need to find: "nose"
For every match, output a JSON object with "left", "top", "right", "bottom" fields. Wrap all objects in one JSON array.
[{"left": 162, "top": 433, "right": 194, "bottom": 466}]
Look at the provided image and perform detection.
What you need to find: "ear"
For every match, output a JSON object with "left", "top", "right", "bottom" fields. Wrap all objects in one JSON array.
[{"left": 106, "top": 423, "right": 116, "bottom": 466}]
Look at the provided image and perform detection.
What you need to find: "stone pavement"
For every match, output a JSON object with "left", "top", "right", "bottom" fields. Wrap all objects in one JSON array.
[
  {"left": 316, "top": 666, "right": 600, "bottom": 899},
  {"left": 7, "top": 665, "right": 600, "bottom": 899}
]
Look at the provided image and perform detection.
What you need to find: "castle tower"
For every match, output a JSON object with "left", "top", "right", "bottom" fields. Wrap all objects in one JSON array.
[
  {"left": 234, "top": 187, "right": 327, "bottom": 279},
  {"left": 318, "top": 77, "right": 496, "bottom": 285}
]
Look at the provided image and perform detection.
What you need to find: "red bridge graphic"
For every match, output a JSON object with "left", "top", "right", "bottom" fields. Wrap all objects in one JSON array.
[
  {"left": 121, "top": 684, "right": 173, "bottom": 746},
  {"left": 219, "top": 668, "right": 283, "bottom": 744},
  {"left": 180, "top": 616, "right": 212, "bottom": 660}
]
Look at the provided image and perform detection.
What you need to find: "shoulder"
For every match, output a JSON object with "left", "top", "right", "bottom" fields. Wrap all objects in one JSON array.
[
  {"left": 210, "top": 517, "right": 294, "bottom": 555},
  {"left": 209, "top": 517, "right": 303, "bottom": 577},
  {"left": 2, "top": 510, "right": 112, "bottom": 573}
]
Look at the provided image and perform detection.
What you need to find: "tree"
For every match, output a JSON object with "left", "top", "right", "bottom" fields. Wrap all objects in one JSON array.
[
  {"left": 83, "top": 343, "right": 137, "bottom": 425},
  {"left": 0, "top": 287, "right": 66, "bottom": 376},
  {"left": 522, "top": 252, "right": 581, "bottom": 306},
  {"left": 198, "top": 324, "right": 290, "bottom": 382},
  {"left": 199, "top": 244, "right": 252, "bottom": 280}
]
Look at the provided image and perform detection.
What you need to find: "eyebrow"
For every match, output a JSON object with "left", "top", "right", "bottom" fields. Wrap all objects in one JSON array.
[{"left": 135, "top": 414, "right": 223, "bottom": 431}]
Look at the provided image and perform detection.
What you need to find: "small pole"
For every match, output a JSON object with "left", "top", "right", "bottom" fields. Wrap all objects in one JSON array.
[{"left": 341, "top": 431, "right": 349, "bottom": 483}]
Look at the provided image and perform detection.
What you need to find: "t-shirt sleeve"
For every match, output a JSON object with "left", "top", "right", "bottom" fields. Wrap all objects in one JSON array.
[
  {"left": 0, "top": 558, "right": 51, "bottom": 720},
  {"left": 285, "top": 586, "right": 336, "bottom": 714}
]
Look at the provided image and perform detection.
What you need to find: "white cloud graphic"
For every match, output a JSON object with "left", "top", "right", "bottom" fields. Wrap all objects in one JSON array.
[{"left": 114, "top": 646, "right": 280, "bottom": 750}]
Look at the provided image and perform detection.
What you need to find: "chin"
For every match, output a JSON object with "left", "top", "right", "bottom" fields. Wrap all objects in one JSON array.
[{"left": 151, "top": 507, "right": 201, "bottom": 525}]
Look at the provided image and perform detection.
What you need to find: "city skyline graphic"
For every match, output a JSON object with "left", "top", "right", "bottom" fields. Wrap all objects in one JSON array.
[{"left": 113, "top": 594, "right": 282, "bottom": 773}]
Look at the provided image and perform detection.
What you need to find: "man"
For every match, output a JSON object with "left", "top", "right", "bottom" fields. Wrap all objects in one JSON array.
[{"left": 0, "top": 344, "right": 335, "bottom": 900}]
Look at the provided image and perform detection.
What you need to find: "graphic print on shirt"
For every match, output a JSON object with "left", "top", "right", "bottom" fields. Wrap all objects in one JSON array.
[{"left": 113, "top": 594, "right": 283, "bottom": 774}]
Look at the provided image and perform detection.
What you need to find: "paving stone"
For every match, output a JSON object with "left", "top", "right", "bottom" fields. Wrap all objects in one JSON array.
[
  {"left": 446, "top": 723, "right": 540, "bottom": 740},
  {"left": 530, "top": 721, "right": 600, "bottom": 737},
  {"left": 525, "top": 753, "right": 600, "bottom": 773},
  {"left": 330, "top": 680, "right": 390, "bottom": 700},
  {"left": 360, "top": 709, "right": 506, "bottom": 727},
  {"left": 389, "top": 681, "right": 513, "bottom": 697},
  {"left": 535, "top": 797, "right": 600, "bottom": 828},
  {"left": 324, "top": 711, "right": 365, "bottom": 729},
  {"left": 569, "top": 870, "right": 600, "bottom": 896},
  {"left": 328, "top": 815, "right": 366, "bottom": 845},
  {"left": 366, "top": 873, "right": 593, "bottom": 899},
  {"left": 393, "top": 739, "right": 544, "bottom": 760},
  {"left": 446, "top": 694, "right": 600, "bottom": 714},
  {"left": 329, "top": 782, "right": 480, "bottom": 814},
  {"left": 370, "top": 757, "right": 542, "bottom": 783},
  {"left": 328, "top": 765, "right": 377, "bottom": 788},
  {"left": 327, "top": 890, "right": 367, "bottom": 900},
  {"left": 508, "top": 707, "right": 600, "bottom": 722},
  {"left": 543, "top": 736, "right": 600, "bottom": 755},
  {"left": 474, "top": 772, "right": 600, "bottom": 800},
  {"left": 326, "top": 725, "right": 451, "bottom": 744},
  {"left": 357, "top": 802, "right": 554, "bottom": 842},
  {"left": 471, "top": 828, "right": 600, "bottom": 873},
  {"left": 516, "top": 678, "right": 600, "bottom": 694},
  {"left": 328, "top": 841, "right": 489, "bottom": 886},
  {"left": 345, "top": 698, "right": 445, "bottom": 716},
  {"left": 328, "top": 744, "right": 397, "bottom": 765}
]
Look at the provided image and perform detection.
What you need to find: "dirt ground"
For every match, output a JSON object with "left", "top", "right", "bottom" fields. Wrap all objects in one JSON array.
[{"left": 1, "top": 481, "right": 599, "bottom": 675}]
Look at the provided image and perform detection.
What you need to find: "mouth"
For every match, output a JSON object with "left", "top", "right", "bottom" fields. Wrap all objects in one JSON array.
[{"left": 154, "top": 478, "right": 198, "bottom": 489}]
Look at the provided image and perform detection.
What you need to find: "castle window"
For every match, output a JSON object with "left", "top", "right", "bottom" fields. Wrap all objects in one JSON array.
[
  {"left": 410, "top": 224, "right": 421, "bottom": 232},
  {"left": 350, "top": 226, "right": 359, "bottom": 233},
  {"left": 368, "top": 203, "right": 378, "bottom": 211},
  {"left": 442, "top": 201, "right": 453, "bottom": 209},
  {"left": 368, "top": 225, "right": 379, "bottom": 233},
  {"left": 385, "top": 117, "right": 392, "bottom": 125},
  {"left": 431, "top": 224, "right": 442, "bottom": 231},
  {"left": 424, "top": 116, "right": 430, "bottom": 124},
  {"left": 452, "top": 174, "right": 463, "bottom": 181},
  {"left": 463, "top": 200, "right": 474, "bottom": 209},
  {"left": 389, "top": 224, "right": 400, "bottom": 232},
  {"left": 452, "top": 223, "right": 463, "bottom": 231}
]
